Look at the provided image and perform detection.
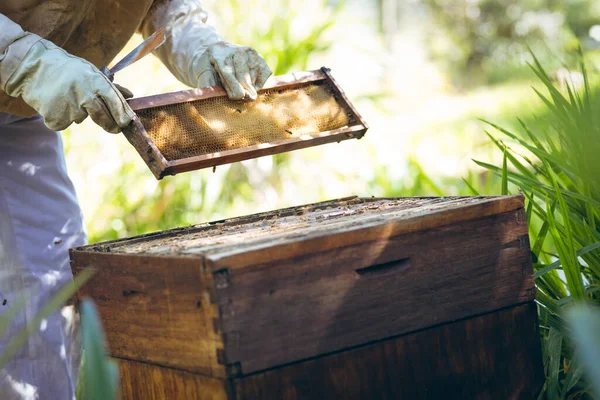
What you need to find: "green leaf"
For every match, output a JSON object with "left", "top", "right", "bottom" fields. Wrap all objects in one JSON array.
[
  {"left": 546, "top": 327, "right": 564, "bottom": 400},
  {"left": 474, "top": 160, "right": 600, "bottom": 209},
  {"left": 461, "top": 177, "right": 480, "bottom": 196},
  {"left": 525, "top": 190, "right": 534, "bottom": 224},
  {"left": 501, "top": 147, "right": 508, "bottom": 195},
  {"left": 565, "top": 305, "right": 600, "bottom": 398},
  {"left": 0, "top": 268, "right": 96, "bottom": 368},
  {"left": 0, "top": 295, "right": 27, "bottom": 338},
  {"left": 535, "top": 241, "right": 600, "bottom": 279},
  {"left": 78, "top": 299, "right": 119, "bottom": 400},
  {"left": 547, "top": 174, "right": 585, "bottom": 300}
]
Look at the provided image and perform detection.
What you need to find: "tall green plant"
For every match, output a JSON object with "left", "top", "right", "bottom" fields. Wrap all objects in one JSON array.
[
  {"left": 475, "top": 52, "right": 600, "bottom": 398},
  {"left": 76, "top": 300, "right": 119, "bottom": 400},
  {"left": 0, "top": 268, "right": 95, "bottom": 368},
  {"left": 0, "top": 269, "right": 118, "bottom": 400}
]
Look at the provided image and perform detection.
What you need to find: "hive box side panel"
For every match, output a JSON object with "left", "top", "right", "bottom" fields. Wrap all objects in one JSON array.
[
  {"left": 70, "top": 252, "right": 225, "bottom": 377},
  {"left": 235, "top": 303, "right": 544, "bottom": 400},
  {"left": 213, "top": 208, "right": 535, "bottom": 374},
  {"left": 116, "top": 358, "right": 229, "bottom": 400}
]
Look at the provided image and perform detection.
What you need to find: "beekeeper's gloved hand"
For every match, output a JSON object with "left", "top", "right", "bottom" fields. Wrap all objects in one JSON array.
[
  {"left": 140, "top": 0, "right": 273, "bottom": 101},
  {"left": 0, "top": 16, "right": 135, "bottom": 133},
  {"left": 191, "top": 42, "right": 272, "bottom": 101}
]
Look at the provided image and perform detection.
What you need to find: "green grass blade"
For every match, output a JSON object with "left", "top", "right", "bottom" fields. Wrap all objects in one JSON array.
[
  {"left": 535, "top": 241, "right": 600, "bottom": 279},
  {"left": 501, "top": 147, "right": 508, "bottom": 195},
  {"left": 0, "top": 268, "right": 96, "bottom": 368},
  {"left": 562, "top": 357, "right": 585, "bottom": 396},
  {"left": 525, "top": 190, "right": 534, "bottom": 224},
  {"left": 550, "top": 171, "right": 585, "bottom": 299},
  {"left": 546, "top": 327, "right": 563, "bottom": 400},
  {"left": 0, "top": 295, "right": 27, "bottom": 338},
  {"left": 565, "top": 305, "right": 600, "bottom": 398},
  {"left": 461, "top": 178, "right": 480, "bottom": 195},
  {"left": 78, "top": 299, "right": 119, "bottom": 400},
  {"left": 474, "top": 160, "right": 600, "bottom": 208}
]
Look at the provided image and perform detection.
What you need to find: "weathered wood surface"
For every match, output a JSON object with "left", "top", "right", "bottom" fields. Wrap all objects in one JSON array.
[
  {"left": 113, "top": 303, "right": 543, "bottom": 399},
  {"left": 100, "top": 196, "right": 525, "bottom": 257},
  {"left": 121, "top": 117, "right": 170, "bottom": 180},
  {"left": 235, "top": 303, "right": 544, "bottom": 400},
  {"left": 321, "top": 66, "right": 369, "bottom": 130},
  {"left": 71, "top": 252, "right": 225, "bottom": 377},
  {"left": 116, "top": 358, "right": 228, "bottom": 400},
  {"left": 127, "top": 69, "right": 328, "bottom": 111},
  {"left": 163, "top": 124, "right": 367, "bottom": 177},
  {"left": 214, "top": 208, "right": 534, "bottom": 374}
]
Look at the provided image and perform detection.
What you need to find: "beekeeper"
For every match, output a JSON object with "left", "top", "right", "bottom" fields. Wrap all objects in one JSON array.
[{"left": 0, "top": 1, "right": 272, "bottom": 398}]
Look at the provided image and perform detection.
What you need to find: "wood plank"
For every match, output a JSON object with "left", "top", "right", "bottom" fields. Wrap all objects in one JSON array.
[
  {"left": 88, "top": 196, "right": 524, "bottom": 259},
  {"left": 70, "top": 196, "right": 362, "bottom": 253},
  {"left": 127, "top": 69, "right": 327, "bottom": 111},
  {"left": 321, "top": 67, "right": 369, "bottom": 130},
  {"left": 213, "top": 209, "right": 534, "bottom": 374},
  {"left": 116, "top": 358, "right": 229, "bottom": 400},
  {"left": 121, "top": 117, "right": 170, "bottom": 180},
  {"left": 70, "top": 252, "right": 225, "bottom": 377},
  {"left": 205, "top": 195, "right": 526, "bottom": 267},
  {"left": 234, "top": 303, "right": 544, "bottom": 400},
  {"left": 163, "top": 125, "right": 367, "bottom": 176}
]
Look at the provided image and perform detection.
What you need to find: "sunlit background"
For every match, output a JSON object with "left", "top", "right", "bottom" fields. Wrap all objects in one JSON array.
[{"left": 62, "top": 0, "right": 600, "bottom": 243}]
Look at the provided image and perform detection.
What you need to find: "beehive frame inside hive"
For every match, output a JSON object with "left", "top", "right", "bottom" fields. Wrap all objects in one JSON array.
[{"left": 122, "top": 67, "right": 368, "bottom": 180}]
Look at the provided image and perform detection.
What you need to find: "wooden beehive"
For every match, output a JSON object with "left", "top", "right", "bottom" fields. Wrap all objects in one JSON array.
[{"left": 70, "top": 195, "right": 544, "bottom": 399}]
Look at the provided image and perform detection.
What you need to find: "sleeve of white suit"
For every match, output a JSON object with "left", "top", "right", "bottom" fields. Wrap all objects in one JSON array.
[
  {"left": 0, "top": 13, "right": 135, "bottom": 133},
  {"left": 0, "top": 14, "right": 42, "bottom": 90},
  {"left": 140, "top": 0, "right": 272, "bottom": 101},
  {"left": 139, "top": 0, "right": 223, "bottom": 87}
]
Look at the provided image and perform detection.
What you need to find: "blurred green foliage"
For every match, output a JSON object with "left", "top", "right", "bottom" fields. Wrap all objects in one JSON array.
[
  {"left": 76, "top": 300, "right": 119, "bottom": 400},
  {"left": 418, "top": 0, "right": 600, "bottom": 87},
  {"left": 0, "top": 269, "right": 117, "bottom": 399},
  {"left": 566, "top": 305, "right": 600, "bottom": 399},
  {"left": 215, "top": 0, "right": 345, "bottom": 75}
]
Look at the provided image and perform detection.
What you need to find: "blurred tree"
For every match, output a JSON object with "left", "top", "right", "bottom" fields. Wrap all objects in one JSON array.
[{"left": 414, "top": 0, "right": 599, "bottom": 87}]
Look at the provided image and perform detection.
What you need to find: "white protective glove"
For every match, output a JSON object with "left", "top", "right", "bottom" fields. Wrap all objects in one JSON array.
[
  {"left": 0, "top": 14, "right": 135, "bottom": 133},
  {"left": 141, "top": 0, "right": 272, "bottom": 101}
]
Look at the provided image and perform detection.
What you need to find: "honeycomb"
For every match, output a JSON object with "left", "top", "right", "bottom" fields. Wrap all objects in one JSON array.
[{"left": 136, "top": 82, "right": 353, "bottom": 161}]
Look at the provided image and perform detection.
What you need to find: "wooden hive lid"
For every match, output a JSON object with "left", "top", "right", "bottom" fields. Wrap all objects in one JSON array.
[{"left": 77, "top": 195, "right": 525, "bottom": 263}]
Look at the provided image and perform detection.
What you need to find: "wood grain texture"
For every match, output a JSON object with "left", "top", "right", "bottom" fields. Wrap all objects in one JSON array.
[
  {"left": 206, "top": 196, "right": 526, "bottom": 268},
  {"left": 235, "top": 303, "right": 544, "bottom": 400},
  {"left": 163, "top": 124, "right": 367, "bottom": 176},
  {"left": 116, "top": 358, "right": 228, "bottom": 400},
  {"left": 70, "top": 252, "right": 225, "bottom": 377},
  {"left": 127, "top": 69, "right": 327, "bottom": 111},
  {"left": 121, "top": 117, "right": 169, "bottom": 180},
  {"left": 213, "top": 208, "right": 534, "bottom": 374},
  {"left": 85, "top": 196, "right": 525, "bottom": 258},
  {"left": 321, "top": 67, "right": 369, "bottom": 130}
]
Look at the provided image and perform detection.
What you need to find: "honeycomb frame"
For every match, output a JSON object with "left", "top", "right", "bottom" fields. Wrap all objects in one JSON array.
[{"left": 122, "top": 67, "right": 368, "bottom": 180}]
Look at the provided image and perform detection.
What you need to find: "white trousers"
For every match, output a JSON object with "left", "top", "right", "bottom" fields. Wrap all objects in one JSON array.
[{"left": 0, "top": 113, "right": 86, "bottom": 399}]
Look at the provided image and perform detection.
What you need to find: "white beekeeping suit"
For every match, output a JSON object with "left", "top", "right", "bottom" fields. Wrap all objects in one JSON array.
[{"left": 0, "top": 1, "right": 271, "bottom": 398}]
